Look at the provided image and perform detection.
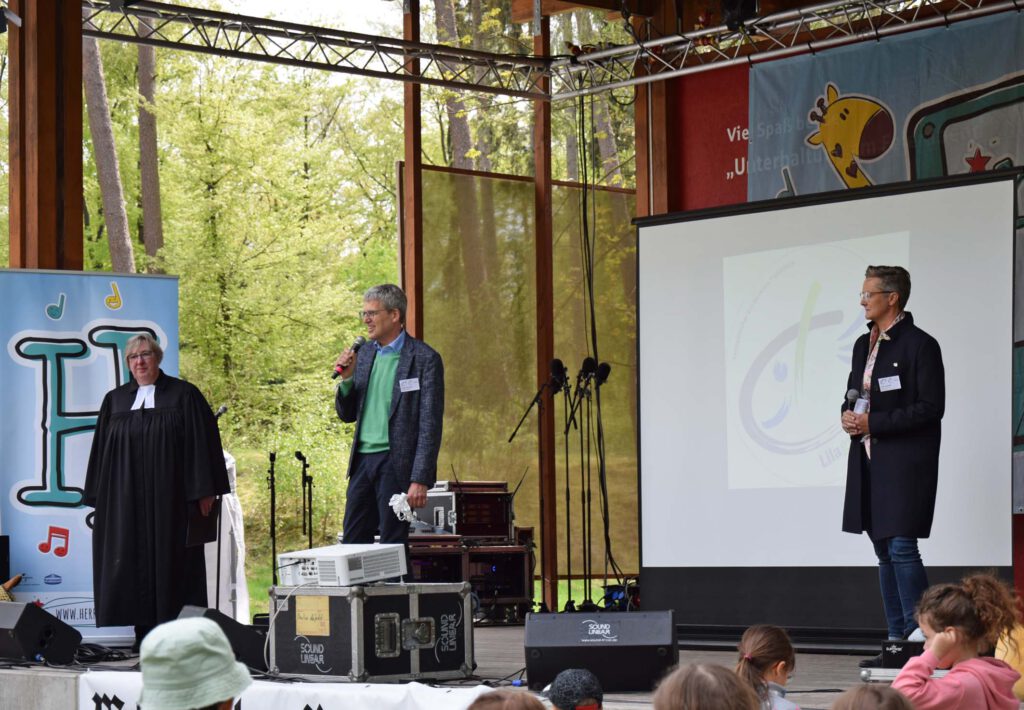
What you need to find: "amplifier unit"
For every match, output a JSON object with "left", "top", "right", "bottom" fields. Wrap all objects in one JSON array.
[{"left": 278, "top": 544, "right": 407, "bottom": 586}]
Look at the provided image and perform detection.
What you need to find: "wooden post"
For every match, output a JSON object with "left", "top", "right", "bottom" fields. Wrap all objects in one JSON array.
[
  {"left": 633, "top": 13, "right": 673, "bottom": 218},
  {"left": 401, "top": 0, "right": 424, "bottom": 336},
  {"left": 8, "top": 0, "right": 83, "bottom": 270},
  {"left": 533, "top": 9, "right": 559, "bottom": 612}
]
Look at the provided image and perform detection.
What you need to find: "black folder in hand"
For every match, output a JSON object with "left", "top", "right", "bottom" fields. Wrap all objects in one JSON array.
[{"left": 186, "top": 498, "right": 221, "bottom": 547}]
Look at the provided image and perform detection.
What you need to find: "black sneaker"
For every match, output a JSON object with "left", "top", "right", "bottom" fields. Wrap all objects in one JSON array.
[{"left": 858, "top": 653, "right": 884, "bottom": 668}]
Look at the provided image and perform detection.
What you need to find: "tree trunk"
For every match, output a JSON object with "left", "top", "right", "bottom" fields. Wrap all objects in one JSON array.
[
  {"left": 432, "top": 0, "right": 472, "bottom": 169},
  {"left": 83, "top": 35, "right": 135, "bottom": 273},
  {"left": 137, "top": 24, "right": 164, "bottom": 262}
]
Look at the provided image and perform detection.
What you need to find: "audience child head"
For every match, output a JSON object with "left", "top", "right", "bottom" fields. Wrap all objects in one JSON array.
[
  {"left": 466, "top": 689, "right": 546, "bottom": 709},
  {"left": 735, "top": 624, "right": 796, "bottom": 704},
  {"left": 832, "top": 685, "right": 915, "bottom": 710},
  {"left": 139, "top": 617, "right": 252, "bottom": 710},
  {"left": 653, "top": 662, "right": 759, "bottom": 710},
  {"left": 914, "top": 572, "right": 1019, "bottom": 667},
  {"left": 547, "top": 668, "right": 604, "bottom": 709}
]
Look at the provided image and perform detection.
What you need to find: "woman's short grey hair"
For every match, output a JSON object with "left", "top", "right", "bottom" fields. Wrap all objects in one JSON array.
[
  {"left": 364, "top": 284, "right": 407, "bottom": 323},
  {"left": 865, "top": 265, "right": 911, "bottom": 310},
  {"left": 125, "top": 333, "right": 164, "bottom": 364}
]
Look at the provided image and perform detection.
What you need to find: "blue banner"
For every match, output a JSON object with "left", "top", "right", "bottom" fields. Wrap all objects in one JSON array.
[
  {"left": 0, "top": 270, "right": 177, "bottom": 638},
  {"left": 747, "top": 12, "right": 1024, "bottom": 209}
]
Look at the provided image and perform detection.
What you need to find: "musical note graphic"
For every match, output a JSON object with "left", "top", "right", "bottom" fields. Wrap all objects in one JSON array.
[
  {"left": 45, "top": 293, "right": 66, "bottom": 321},
  {"left": 38, "top": 526, "right": 70, "bottom": 557},
  {"left": 104, "top": 281, "right": 123, "bottom": 310}
]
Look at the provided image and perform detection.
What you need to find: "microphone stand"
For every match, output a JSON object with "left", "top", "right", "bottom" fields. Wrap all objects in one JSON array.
[
  {"left": 267, "top": 452, "right": 278, "bottom": 586},
  {"left": 582, "top": 381, "right": 596, "bottom": 610},
  {"left": 577, "top": 376, "right": 594, "bottom": 609},
  {"left": 296, "top": 451, "right": 313, "bottom": 549},
  {"left": 508, "top": 383, "right": 551, "bottom": 444},
  {"left": 559, "top": 374, "right": 575, "bottom": 612}
]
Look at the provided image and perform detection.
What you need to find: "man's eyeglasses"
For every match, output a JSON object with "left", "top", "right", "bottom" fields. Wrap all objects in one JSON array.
[
  {"left": 127, "top": 351, "right": 156, "bottom": 362},
  {"left": 359, "top": 309, "right": 390, "bottom": 320},
  {"left": 859, "top": 290, "right": 893, "bottom": 301}
]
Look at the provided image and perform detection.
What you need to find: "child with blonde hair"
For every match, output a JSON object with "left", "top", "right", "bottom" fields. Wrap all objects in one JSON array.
[
  {"left": 892, "top": 572, "right": 1021, "bottom": 709},
  {"left": 735, "top": 625, "right": 799, "bottom": 710},
  {"left": 653, "top": 663, "right": 759, "bottom": 710}
]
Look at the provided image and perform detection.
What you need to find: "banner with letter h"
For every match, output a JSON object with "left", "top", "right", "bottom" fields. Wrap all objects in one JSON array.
[{"left": 0, "top": 270, "right": 178, "bottom": 641}]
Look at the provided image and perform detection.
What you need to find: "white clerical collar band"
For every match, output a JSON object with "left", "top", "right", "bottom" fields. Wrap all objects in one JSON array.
[{"left": 132, "top": 384, "right": 156, "bottom": 410}]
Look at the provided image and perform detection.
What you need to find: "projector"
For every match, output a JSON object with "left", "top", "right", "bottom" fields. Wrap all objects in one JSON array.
[{"left": 277, "top": 544, "right": 407, "bottom": 586}]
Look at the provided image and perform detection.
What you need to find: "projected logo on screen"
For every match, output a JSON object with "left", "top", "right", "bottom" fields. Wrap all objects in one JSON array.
[{"left": 723, "top": 233, "right": 909, "bottom": 489}]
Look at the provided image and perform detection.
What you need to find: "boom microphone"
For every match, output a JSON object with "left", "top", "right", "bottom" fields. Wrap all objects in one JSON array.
[
  {"left": 332, "top": 336, "right": 367, "bottom": 379},
  {"left": 294, "top": 450, "right": 306, "bottom": 463},
  {"left": 550, "top": 358, "right": 569, "bottom": 389},
  {"left": 578, "top": 357, "right": 598, "bottom": 383},
  {"left": 595, "top": 362, "right": 611, "bottom": 386}
]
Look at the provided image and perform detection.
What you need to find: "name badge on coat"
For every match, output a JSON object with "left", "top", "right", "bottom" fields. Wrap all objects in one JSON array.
[
  {"left": 399, "top": 378, "right": 420, "bottom": 392},
  {"left": 878, "top": 375, "right": 901, "bottom": 392}
]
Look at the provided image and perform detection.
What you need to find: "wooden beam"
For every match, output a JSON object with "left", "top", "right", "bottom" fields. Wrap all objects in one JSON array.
[
  {"left": 511, "top": 0, "right": 660, "bottom": 23},
  {"left": 533, "top": 14, "right": 559, "bottom": 613},
  {"left": 401, "top": 0, "right": 424, "bottom": 337},
  {"left": 9, "top": 0, "right": 83, "bottom": 270}
]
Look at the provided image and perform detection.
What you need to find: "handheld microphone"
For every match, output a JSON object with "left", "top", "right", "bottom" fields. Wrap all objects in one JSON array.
[
  {"left": 332, "top": 336, "right": 367, "bottom": 379},
  {"left": 595, "top": 362, "right": 611, "bottom": 386},
  {"left": 845, "top": 388, "right": 859, "bottom": 411},
  {"left": 214, "top": 404, "right": 228, "bottom": 419},
  {"left": 846, "top": 388, "right": 869, "bottom": 414}
]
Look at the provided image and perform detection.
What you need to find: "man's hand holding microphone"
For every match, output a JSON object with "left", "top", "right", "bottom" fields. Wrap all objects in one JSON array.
[{"left": 333, "top": 336, "right": 367, "bottom": 381}]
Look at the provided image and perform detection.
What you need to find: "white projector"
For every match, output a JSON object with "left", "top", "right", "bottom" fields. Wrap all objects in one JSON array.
[{"left": 277, "top": 543, "right": 407, "bottom": 586}]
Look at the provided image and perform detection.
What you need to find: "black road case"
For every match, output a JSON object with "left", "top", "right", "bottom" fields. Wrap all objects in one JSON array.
[{"left": 269, "top": 582, "right": 475, "bottom": 682}]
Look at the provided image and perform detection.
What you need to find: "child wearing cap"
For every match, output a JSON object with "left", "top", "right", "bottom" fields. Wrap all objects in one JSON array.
[{"left": 139, "top": 617, "right": 252, "bottom": 710}]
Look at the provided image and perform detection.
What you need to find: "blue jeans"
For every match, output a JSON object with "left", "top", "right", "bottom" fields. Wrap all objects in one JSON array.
[{"left": 872, "top": 536, "right": 929, "bottom": 639}]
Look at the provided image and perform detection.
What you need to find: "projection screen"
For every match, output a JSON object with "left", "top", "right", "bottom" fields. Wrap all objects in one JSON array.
[{"left": 637, "top": 175, "right": 1017, "bottom": 631}]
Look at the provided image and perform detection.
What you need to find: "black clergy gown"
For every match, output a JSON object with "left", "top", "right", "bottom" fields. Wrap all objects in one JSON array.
[{"left": 83, "top": 371, "right": 229, "bottom": 628}]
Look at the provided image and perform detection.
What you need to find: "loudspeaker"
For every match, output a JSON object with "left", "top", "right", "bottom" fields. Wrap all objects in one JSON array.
[
  {"left": 882, "top": 639, "right": 924, "bottom": 668},
  {"left": 525, "top": 611, "right": 677, "bottom": 691},
  {"left": 0, "top": 601, "right": 82, "bottom": 664},
  {"left": 178, "top": 605, "right": 267, "bottom": 671}
]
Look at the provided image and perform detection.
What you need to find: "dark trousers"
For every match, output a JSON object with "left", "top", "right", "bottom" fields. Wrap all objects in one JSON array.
[{"left": 342, "top": 451, "right": 410, "bottom": 546}]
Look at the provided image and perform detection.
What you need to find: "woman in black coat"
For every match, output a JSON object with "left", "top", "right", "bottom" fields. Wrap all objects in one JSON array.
[{"left": 841, "top": 266, "right": 944, "bottom": 666}]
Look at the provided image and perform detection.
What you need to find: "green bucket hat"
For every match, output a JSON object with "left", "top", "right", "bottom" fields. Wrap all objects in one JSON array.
[{"left": 139, "top": 617, "right": 253, "bottom": 710}]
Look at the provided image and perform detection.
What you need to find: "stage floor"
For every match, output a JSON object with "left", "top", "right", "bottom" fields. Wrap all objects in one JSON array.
[{"left": 0, "top": 625, "right": 912, "bottom": 709}]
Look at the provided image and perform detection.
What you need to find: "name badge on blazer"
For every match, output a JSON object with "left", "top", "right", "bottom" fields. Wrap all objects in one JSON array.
[
  {"left": 878, "top": 375, "right": 901, "bottom": 392},
  {"left": 399, "top": 378, "right": 420, "bottom": 392}
]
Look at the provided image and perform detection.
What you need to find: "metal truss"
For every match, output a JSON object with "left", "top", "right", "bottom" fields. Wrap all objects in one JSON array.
[
  {"left": 550, "top": 0, "right": 1017, "bottom": 99},
  {"left": 81, "top": 0, "right": 550, "bottom": 100},
  {"left": 80, "top": 0, "right": 1015, "bottom": 102}
]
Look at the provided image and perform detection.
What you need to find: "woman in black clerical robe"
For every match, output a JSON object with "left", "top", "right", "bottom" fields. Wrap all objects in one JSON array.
[{"left": 84, "top": 333, "right": 229, "bottom": 647}]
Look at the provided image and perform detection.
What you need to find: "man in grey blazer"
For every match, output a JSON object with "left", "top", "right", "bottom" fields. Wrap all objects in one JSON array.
[{"left": 334, "top": 284, "right": 444, "bottom": 547}]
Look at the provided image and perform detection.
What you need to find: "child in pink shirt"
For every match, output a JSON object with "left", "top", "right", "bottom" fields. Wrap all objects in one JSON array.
[{"left": 893, "top": 573, "right": 1020, "bottom": 710}]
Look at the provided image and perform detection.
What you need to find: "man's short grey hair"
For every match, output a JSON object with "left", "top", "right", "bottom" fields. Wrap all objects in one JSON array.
[
  {"left": 865, "top": 265, "right": 911, "bottom": 311},
  {"left": 125, "top": 333, "right": 164, "bottom": 364},
  {"left": 364, "top": 284, "right": 407, "bottom": 323}
]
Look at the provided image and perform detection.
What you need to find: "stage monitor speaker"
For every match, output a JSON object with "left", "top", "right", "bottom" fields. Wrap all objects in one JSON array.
[
  {"left": 178, "top": 605, "right": 267, "bottom": 671},
  {"left": 524, "top": 611, "right": 677, "bottom": 692},
  {"left": 0, "top": 601, "right": 82, "bottom": 664}
]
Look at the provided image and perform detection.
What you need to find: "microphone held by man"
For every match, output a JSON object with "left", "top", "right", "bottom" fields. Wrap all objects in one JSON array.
[{"left": 332, "top": 336, "right": 367, "bottom": 380}]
